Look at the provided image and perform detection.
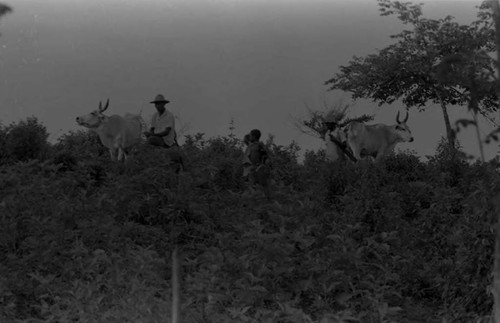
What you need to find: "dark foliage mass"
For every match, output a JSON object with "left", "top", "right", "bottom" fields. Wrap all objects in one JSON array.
[
  {"left": 0, "top": 119, "right": 499, "bottom": 322},
  {"left": 0, "top": 3, "right": 11, "bottom": 18},
  {"left": 325, "top": 0, "right": 498, "bottom": 150},
  {"left": 0, "top": 117, "right": 50, "bottom": 163}
]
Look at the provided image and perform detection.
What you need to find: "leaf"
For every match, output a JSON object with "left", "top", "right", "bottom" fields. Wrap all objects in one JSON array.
[
  {"left": 378, "top": 302, "right": 388, "bottom": 318},
  {"left": 249, "top": 286, "right": 268, "bottom": 292},
  {"left": 28, "top": 272, "right": 56, "bottom": 285},
  {"left": 327, "top": 234, "right": 343, "bottom": 241},
  {"left": 324, "top": 281, "right": 343, "bottom": 293},
  {"left": 335, "top": 293, "right": 354, "bottom": 305},
  {"left": 388, "top": 306, "right": 403, "bottom": 314}
]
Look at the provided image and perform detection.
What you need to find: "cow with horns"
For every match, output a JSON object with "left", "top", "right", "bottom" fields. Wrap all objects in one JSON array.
[
  {"left": 343, "top": 111, "right": 414, "bottom": 162},
  {"left": 76, "top": 99, "right": 146, "bottom": 162}
]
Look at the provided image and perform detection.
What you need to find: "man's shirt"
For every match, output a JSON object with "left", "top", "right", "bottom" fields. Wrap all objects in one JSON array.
[{"left": 151, "top": 110, "right": 176, "bottom": 146}]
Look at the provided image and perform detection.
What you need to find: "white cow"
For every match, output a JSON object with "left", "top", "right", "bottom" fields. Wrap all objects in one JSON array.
[
  {"left": 324, "top": 128, "right": 346, "bottom": 162},
  {"left": 344, "top": 111, "right": 414, "bottom": 162},
  {"left": 76, "top": 99, "right": 145, "bottom": 161}
]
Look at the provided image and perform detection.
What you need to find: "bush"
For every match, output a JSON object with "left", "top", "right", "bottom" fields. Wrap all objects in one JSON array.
[
  {"left": 1, "top": 129, "right": 498, "bottom": 322},
  {"left": 0, "top": 117, "right": 49, "bottom": 163},
  {"left": 265, "top": 137, "right": 301, "bottom": 188},
  {"left": 52, "top": 130, "right": 107, "bottom": 161}
]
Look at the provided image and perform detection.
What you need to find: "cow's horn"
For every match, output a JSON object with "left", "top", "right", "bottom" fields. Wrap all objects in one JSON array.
[
  {"left": 99, "top": 99, "right": 110, "bottom": 112},
  {"left": 396, "top": 111, "right": 401, "bottom": 124}
]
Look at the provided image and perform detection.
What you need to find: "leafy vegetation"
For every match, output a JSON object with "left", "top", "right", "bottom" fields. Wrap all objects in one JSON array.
[
  {"left": 0, "top": 118, "right": 499, "bottom": 322},
  {"left": 0, "top": 3, "right": 11, "bottom": 20},
  {"left": 325, "top": 0, "right": 498, "bottom": 147},
  {"left": 0, "top": 117, "right": 50, "bottom": 164},
  {"left": 294, "top": 101, "right": 373, "bottom": 140}
]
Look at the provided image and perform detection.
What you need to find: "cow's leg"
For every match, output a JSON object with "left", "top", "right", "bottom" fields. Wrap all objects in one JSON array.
[
  {"left": 109, "top": 148, "right": 117, "bottom": 161},
  {"left": 122, "top": 148, "right": 130, "bottom": 162},
  {"left": 147, "top": 136, "right": 167, "bottom": 147},
  {"left": 117, "top": 147, "right": 124, "bottom": 162},
  {"left": 348, "top": 141, "right": 362, "bottom": 162},
  {"left": 375, "top": 146, "right": 388, "bottom": 162}
]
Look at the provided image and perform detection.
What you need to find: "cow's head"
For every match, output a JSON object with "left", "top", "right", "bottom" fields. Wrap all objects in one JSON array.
[
  {"left": 76, "top": 99, "right": 110, "bottom": 128},
  {"left": 394, "top": 111, "right": 414, "bottom": 142}
]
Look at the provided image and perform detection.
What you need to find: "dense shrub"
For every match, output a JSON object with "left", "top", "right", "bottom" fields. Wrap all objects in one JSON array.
[
  {"left": 0, "top": 122, "right": 6, "bottom": 160},
  {"left": 52, "top": 130, "right": 108, "bottom": 161},
  {"left": 317, "top": 151, "right": 499, "bottom": 321},
  {"left": 0, "top": 117, "right": 50, "bottom": 163},
  {"left": 265, "top": 137, "right": 301, "bottom": 188},
  {"left": 0, "top": 130, "right": 498, "bottom": 322}
]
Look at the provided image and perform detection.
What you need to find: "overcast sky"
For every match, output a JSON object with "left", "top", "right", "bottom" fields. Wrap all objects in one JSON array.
[{"left": 0, "top": 0, "right": 497, "bottom": 160}]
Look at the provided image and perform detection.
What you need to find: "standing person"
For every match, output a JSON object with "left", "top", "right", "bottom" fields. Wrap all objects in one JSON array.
[
  {"left": 247, "top": 129, "right": 271, "bottom": 198},
  {"left": 248, "top": 129, "right": 269, "bottom": 167},
  {"left": 144, "top": 94, "right": 178, "bottom": 148}
]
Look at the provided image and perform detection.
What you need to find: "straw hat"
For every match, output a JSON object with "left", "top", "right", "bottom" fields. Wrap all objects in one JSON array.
[{"left": 150, "top": 94, "right": 170, "bottom": 104}]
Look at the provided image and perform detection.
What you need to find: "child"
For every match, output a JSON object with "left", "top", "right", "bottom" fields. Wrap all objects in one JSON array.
[
  {"left": 248, "top": 129, "right": 269, "bottom": 167},
  {"left": 247, "top": 129, "right": 271, "bottom": 195}
]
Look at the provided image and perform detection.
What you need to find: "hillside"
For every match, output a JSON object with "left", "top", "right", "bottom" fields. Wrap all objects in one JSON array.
[{"left": 1, "top": 124, "right": 499, "bottom": 322}]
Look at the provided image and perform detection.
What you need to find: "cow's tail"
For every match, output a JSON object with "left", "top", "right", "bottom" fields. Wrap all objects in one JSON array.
[
  {"left": 124, "top": 113, "right": 147, "bottom": 142},
  {"left": 137, "top": 115, "right": 147, "bottom": 141},
  {"left": 137, "top": 107, "right": 147, "bottom": 142}
]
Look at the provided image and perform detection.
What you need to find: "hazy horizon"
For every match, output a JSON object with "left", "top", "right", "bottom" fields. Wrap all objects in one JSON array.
[{"left": 0, "top": 0, "right": 497, "bottom": 160}]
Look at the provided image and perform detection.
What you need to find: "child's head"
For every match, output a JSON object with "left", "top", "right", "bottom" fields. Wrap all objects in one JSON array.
[
  {"left": 243, "top": 134, "right": 251, "bottom": 146},
  {"left": 250, "top": 129, "right": 261, "bottom": 142}
]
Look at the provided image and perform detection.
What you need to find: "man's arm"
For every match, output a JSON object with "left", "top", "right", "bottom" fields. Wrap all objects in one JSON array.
[
  {"left": 154, "top": 127, "right": 171, "bottom": 137},
  {"left": 145, "top": 114, "right": 157, "bottom": 137},
  {"left": 144, "top": 127, "right": 155, "bottom": 137},
  {"left": 155, "top": 112, "right": 175, "bottom": 137}
]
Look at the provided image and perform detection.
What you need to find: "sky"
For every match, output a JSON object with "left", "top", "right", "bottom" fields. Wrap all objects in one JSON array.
[{"left": 0, "top": 0, "right": 498, "bottom": 161}]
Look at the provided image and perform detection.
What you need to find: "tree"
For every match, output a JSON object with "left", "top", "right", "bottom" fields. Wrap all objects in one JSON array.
[
  {"left": 2, "top": 117, "right": 49, "bottom": 162},
  {"left": 0, "top": 3, "right": 11, "bottom": 17},
  {"left": 0, "top": 3, "right": 11, "bottom": 31},
  {"left": 325, "top": 0, "right": 497, "bottom": 148},
  {"left": 487, "top": 1, "right": 500, "bottom": 321}
]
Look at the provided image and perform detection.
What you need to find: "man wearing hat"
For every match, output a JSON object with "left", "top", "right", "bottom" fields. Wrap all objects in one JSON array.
[{"left": 144, "top": 94, "right": 178, "bottom": 148}]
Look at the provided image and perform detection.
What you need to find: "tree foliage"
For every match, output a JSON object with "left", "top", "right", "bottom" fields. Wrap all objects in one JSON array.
[
  {"left": 325, "top": 0, "right": 498, "bottom": 146},
  {"left": 0, "top": 3, "right": 11, "bottom": 18},
  {"left": 0, "top": 3, "right": 12, "bottom": 36},
  {"left": 295, "top": 101, "right": 373, "bottom": 140},
  {"left": 0, "top": 117, "right": 50, "bottom": 163},
  {"left": 327, "top": 0, "right": 495, "bottom": 108}
]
